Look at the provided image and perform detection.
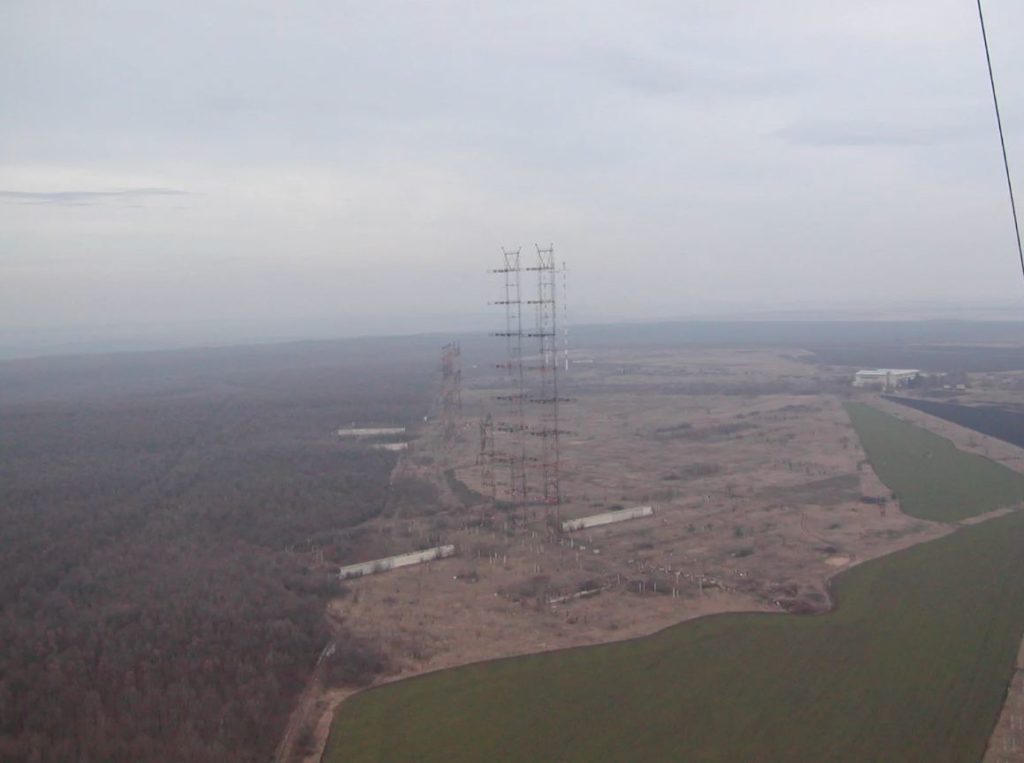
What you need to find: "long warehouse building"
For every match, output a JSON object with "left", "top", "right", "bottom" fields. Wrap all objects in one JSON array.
[
  {"left": 338, "top": 545, "right": 456, "bottom": 580},
  {"left": 562, "top": 505, "right": 654, "bottom": 532}
]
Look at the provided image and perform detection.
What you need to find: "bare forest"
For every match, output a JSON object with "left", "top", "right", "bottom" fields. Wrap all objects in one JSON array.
[{"left": 0, "top": 341, "right": 435, "bottom": 762}]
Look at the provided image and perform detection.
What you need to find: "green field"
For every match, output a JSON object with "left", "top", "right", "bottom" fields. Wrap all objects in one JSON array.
[
  {"left": 323, "top": 406, "right": 1024, "bottom": 763},
  {"left": 845, "top": 401, "right": 1024, "bottom": 521}
]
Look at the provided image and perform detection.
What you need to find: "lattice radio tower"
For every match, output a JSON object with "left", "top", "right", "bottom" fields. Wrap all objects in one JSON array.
[
  {"left": 527, "top": 245, "right": 566, "bottom": 512},
  {"left": 440, "top": 341, "right": 462, "bottom": 446},
  {"left": 492, "top": 248, "right": 529, "bottom": 505}
]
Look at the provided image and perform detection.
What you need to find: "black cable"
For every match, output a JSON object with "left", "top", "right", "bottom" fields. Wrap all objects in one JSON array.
[{"left": 976, "top": 0, "right": 1024, "bottom": 283}]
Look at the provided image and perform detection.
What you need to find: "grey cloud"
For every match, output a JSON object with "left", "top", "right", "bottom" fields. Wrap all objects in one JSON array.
[
  {"left": 0, "top": 188, "right": 191, "bottom": 206},
  {"left": 586, "top": 49, "right": 691, "bottom": 95},
  {"left": 777, "top": 121, "right": 974, "bottom": 148},
  {"left": 200, "top": 96, "right": 265, "bottom": 114},
  {"left": 582, "top": 46, "right": 802, "bottom": 99}
]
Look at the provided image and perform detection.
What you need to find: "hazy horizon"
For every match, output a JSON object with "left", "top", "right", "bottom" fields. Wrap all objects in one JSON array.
[
  {"left": 3, "top": 1, "right": 1024, "bottom": 358},
  {"left": 4, "top": 298, "right": 1024, "bottom": 362}
]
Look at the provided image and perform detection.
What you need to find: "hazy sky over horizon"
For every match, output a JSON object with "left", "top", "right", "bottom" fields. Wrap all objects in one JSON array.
[{"left": 2, "top": 1, "right": 1023, "bottom": 347}]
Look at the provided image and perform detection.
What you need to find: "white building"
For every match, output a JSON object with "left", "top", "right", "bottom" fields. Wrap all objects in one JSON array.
[
  {"left": 372, "top": 442, "right": 409, "bottom": 452},
  {"left": 562, "top": 505, "right": 654, "bottom": 532},
  {"left": 852, "top": 369, "right": 920, "bottom": 390},
  {"left": 338, "top": 545, "right": 456, "bottom": 580},
  {"left": 336, "top": 427, "right": 406, "bottom": 438}
]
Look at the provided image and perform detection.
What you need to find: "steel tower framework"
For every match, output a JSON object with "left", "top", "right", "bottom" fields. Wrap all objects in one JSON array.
[
  {"left": 527, "top": 245, "right": 565, "bottom": 512},
  {"left": 492, "top": 248, "right": 528, "bottom": 505}
]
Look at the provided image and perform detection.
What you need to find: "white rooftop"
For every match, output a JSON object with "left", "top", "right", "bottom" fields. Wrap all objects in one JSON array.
[{"left": 854, "top": 369, "right": 919, "bottom": 376}]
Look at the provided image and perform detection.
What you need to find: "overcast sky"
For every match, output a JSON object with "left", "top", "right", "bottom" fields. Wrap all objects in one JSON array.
[{"left": 2, "top": 1, "right": 1023, "bottom": 352}]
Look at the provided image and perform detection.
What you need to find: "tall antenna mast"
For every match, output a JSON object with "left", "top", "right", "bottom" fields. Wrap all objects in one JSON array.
[
  {"left": 561, "top": 259, "right": 569, "bottom": 373},
  {"left": 527, "top": 245, "right": 566, "bottom": 515},
  {"left": 492, "top": 248, "right": 528, "bottom": 507}
]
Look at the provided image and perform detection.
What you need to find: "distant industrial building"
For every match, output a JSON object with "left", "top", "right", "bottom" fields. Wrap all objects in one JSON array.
[
  {"left": 336, "top": 427, "right": 406, "bottom": 438},
  {"left": 338, "top": 545, "right": 456, "bottom": 580},
  {"left": 852, "top": 369, "right": 920, "bottom": 390},
  {"left": 562, "top": 505, "right": 654, "bottom": 532}
]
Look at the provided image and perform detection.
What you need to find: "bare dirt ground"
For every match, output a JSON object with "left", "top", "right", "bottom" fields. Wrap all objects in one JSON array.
[{"left": 284, "top": 348, "right": 1024, "bottom": 762}]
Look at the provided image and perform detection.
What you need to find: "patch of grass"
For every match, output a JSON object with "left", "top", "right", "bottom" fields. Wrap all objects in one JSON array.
[
  {"left": 845, "top": 402, "right": 1024, "bottom": 521},
  {"left": 759, "top": 473, "right": 861, "bottom": 506},
  {"left": 652, "top": 422, "right": 755, "bottom": 442},
  {"left": 661, "top": 462, "right": 721, "bottom": 482},
  {"left": 324, "top": 510, "right": 1024, "bottom": 763},
  {"left": 443, "top": 468, "right": 487, "bottom": 508}
]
